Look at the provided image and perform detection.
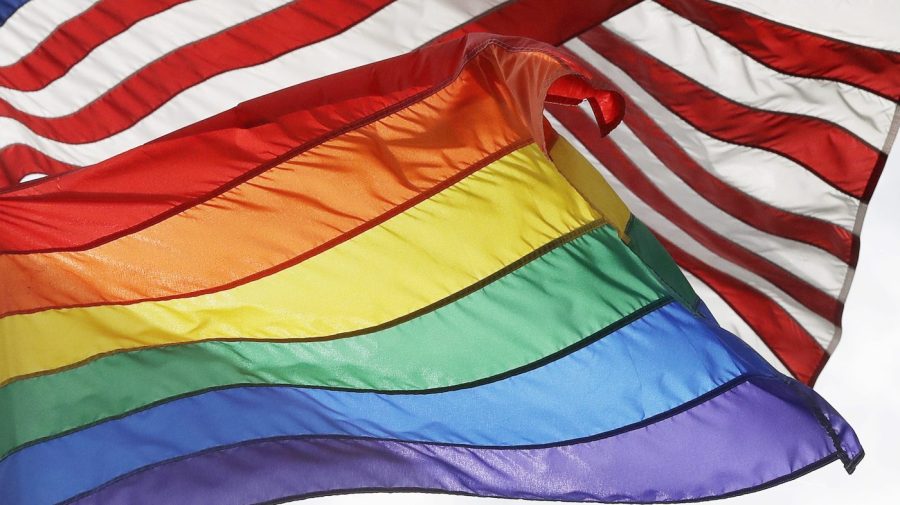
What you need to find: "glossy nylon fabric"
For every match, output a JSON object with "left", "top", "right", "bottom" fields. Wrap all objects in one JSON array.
[
  {"left": 65, "top": 376, "right": 863, "bottom": 505},
  {"left": 0, "top": 49, "right": 542, "bottom": 314},
  {"left": 0, "top": 35, "right": 610, "bottom": 250},
  {"left": 547, "top": 135, "right": 700, "bottom": 308},
  {"left": 546, "top": 128, "right": 631, "bottom": 234},
  {"left": 0, "top": 0, "right": 194, "bottom": 90},
  {"left": 0, "top": 144, "right": 601, "bottom": 384},
  {"left": 0, "top": 30, "right": 864, "bottom": 505},
  {"left": 2, "top": 301, "right": 776, "bottom": 504},
  {"left": 0, "top": 225, "right": 670, "bottom": 457}
]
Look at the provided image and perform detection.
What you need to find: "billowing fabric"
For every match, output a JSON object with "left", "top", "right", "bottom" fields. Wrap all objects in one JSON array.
[
  {"left": 545, "top": 1, "right": 900, "bottom": 384},
  {"left": 65, "top": 376, "right": 861, "bottom": 505},
  {"left": 0, "top": 29, "right": 863, "bottom": 505},
  {"left": 0, "top": 2, "right": 894, "bottom": 389}
]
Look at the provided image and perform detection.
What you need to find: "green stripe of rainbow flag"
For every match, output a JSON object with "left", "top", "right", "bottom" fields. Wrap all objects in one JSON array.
[{"left": 0, "top": 34, "right": 860, "bottom": 505}]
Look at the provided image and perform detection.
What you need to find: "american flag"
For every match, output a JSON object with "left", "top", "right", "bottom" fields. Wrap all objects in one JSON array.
[
  {"left": 0, "top": 1, "right": 896, "bottom": 385},
  {"left": 1, "top": 2, "right": 897, "bottom": 504}
]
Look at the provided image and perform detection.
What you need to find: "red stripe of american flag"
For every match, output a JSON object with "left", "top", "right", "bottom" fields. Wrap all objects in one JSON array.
[{"left": 1, "top": 0, "right": 897, "bottom": 386}]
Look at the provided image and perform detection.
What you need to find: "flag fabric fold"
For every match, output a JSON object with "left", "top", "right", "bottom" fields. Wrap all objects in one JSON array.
[
  {"left": 542, "top": 1, "right": 899, "bottom": 384},
  {"left": 0, "top": 0, "right": 895, "bottom": 389},
  {"left": 0, "top": 33, "right": 862, "bottom": 504}
]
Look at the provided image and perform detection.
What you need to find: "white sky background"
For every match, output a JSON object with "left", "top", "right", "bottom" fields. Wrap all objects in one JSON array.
[{"left": 295, "top": 141, "right": 900, "bottom": 505}]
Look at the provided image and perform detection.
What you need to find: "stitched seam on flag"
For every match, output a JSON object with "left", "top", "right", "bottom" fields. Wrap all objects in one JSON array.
[
  {"left": 0, "top": 42, "right": 576, "bottom": 253},
  {"left": 593, "top": 25, "right": 884, "bottom": 153},
  {"left": 576, "top": 59, "right": 860, "bottom": 259},
  {"left": 551, "top": 63, "right": 858, "bottom": 290},
  {"left": 425, "top": 0, "right": 643, "bottom": 49},
  {"left": 2, "top": 0, "right": 539, "bottom": 153},
  {"left": 250, "top": 454, "right": 843, "bottom": 505},
  {"left": 0, "top": 1, "right": 401, "bottom": 195},
  {"left": 808, "top": 105, "right": 900, "bottom": 383},
  {"left": 697, "top": 0, "right": 900, "bottom": 60},
  {"left": 17, "top": 0, "right": 544, "bottom": 100},
  {"left": 861, "top": 105, "right": 900, "bottom": 202},
  {"left": 615, "top": 102, "right": 857, "bottom": 261},
  {"left": 545, "top": 110, "right": 825, "bottom": 382},
  {"left": 139, "top": 375, "right": 750, "bottom": 451},
  {"left": 0, "top": 0, "right": 396, "bottom": 198},
  {"left": 604, "top": 108, "right": 844, "bottom": 324},
  {"left": 5, "top": 0, "right": 192, "bottom": 92},
  {"left": 6, "top": 1, "right": 299, "bottom": 114},
  {"left": 549, "top": 63, "right": 887, "bottom": 383},
  {"left": 543, "top": 0, "right": 644, "bottom": 50},
  {"left": 550, "top": 66, "right": 853, "bottom": 332},
  {"left": 657, "top": 234, "right": 828, "bottom": 379},
  {"left": 0, "top": 218, "right": 607, "bottom": 388},
  {"left": 581, "top": 28, "right": 876, "bottom": 200},
  {"left": 419, "top": 0, "right": 516, "bottom": 47},
  {"left": 58, "top": 373, "right": 797, "bottom": 505},
  {"left": 623, "top": 215, "right": 699, "bottom": 313},
  {"left": 8, "top": 0, "right": 321, "bottom": 103},
  {"left": 547, "top": 129, "right": 630, "bottom": 242},
  {"left": 0, "top": 5, "right": 537, "bottom": 188},
  {"left": 880, "top": 104, "right": 900, "bottom": 154},
  {"left": 1, "top": 291, "right": 670, "bottom": 461},
  {"left": 0, "top": 138, "right": 536, "bottom": 318},
  {"left": 578, "top": 30, "right": 867, "bottom": 201},
  {"left": 808, "top": 351, "right": 833, "bottom": 387},
  {"left": 780, "top": 376, "right": 853, "bottom": 468},
  {"left": 687, "top": 268, "right": 797, "bottom": 378},
  {"left": 552, "top": 105, "right": 842, "bottom": 326},
  {"left": 557, "top": 45, "right": 862, "bottom": 259},
  {"left": 655, "top": 0, "right": 900, "bottom": 103}
]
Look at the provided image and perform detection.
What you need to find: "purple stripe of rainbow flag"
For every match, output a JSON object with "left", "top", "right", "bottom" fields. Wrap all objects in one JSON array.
[{"left": 0, "top": 34, "right": 861, "bottom": 505}]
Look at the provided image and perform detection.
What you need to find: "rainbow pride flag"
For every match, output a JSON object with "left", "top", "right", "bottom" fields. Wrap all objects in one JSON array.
[{"left": 0, "top": 34, "right": 862, "bottom": 504}]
